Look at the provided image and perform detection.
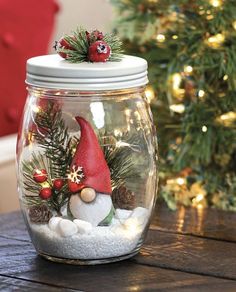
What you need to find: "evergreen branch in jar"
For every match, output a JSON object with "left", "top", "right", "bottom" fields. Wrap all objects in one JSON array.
[
  {"left": 99, "top": 133, "right": 141, "bottom": 189},
  {"left": 21, "top": 102, "right": 79, "bottom": 215}
]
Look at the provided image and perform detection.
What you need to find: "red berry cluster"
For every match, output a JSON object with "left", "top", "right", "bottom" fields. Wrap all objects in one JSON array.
[
  {"left": 33, "top": 169, "right": 64, "bottom": 200},
  {"left": 55, "top": 30, "right": 111, "bottom": 63}
]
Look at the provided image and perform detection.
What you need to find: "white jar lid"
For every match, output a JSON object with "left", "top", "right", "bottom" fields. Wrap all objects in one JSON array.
[{"left": 26, "top": 54, "right": 148, "bottom": 90}]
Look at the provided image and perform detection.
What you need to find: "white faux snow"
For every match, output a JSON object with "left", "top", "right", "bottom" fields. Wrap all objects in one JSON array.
[
  {"left": 73, "top": 219, "right": 92, "bottom": 234},
  {"left": 30, "top": 207, "right": 149, "bottom": 260}
]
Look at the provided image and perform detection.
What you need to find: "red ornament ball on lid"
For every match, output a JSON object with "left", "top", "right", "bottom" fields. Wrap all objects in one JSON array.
[
  {"left": 56, "top": 36, "right": 75, "bottom": 59},
  {"left": 88, "top": 41, "right": 111, "bottom": 62}
]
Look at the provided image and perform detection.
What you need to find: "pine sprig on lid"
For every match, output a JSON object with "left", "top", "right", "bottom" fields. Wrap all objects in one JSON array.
[{"left": 54, "top": 27, "right": 123, "bottom": 63}]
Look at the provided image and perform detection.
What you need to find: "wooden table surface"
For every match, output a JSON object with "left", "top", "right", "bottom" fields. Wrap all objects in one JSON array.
[{"left": 1, "top": 203, "right": 236, "bottom": 291}]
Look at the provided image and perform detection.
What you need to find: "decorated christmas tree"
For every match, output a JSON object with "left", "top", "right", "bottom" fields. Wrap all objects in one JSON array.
[{"left": 111, "top": 0, "right": 236, "bottom": 210}]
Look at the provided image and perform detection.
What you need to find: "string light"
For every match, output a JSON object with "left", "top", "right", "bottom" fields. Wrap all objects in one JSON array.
[
  {"left": 172, "top": 35, "right": 178, "bottom": 39},
  {"left": 206, "top": 33, "right": 225, "bottom": 49},
  {"left": 156, "top": 34, "right": 166, "bottom": 42},
  {"left": 176, "top": 177, "right": 186, "bottom": 185},
  {"left": 202, "top": 125, "right": 208, "bottom": 132},
  {"left": 169, "top": 104, "right": 185, "bottom": 114},
  {"left": 206, "top": 15, "right": 214, "bottom": 20},
  {"left": 209, "top": 0, "right": 223, "bottom": 7},
  {"left": 223, "top": 75, "right": 228, "bottom": 81},
  {"left": 198, "top": 90, "right": 205, "bottom": 98},
  {"left": 233, "top": 21, "right": 236, "bottom": 30},
  {"left": 145, "top": 86, "right": 155, "bottom": 103},
  {"left": 217, "top": 111, "right": 236, "bottom": 126},
  {"left": 114, "top": 128, "right": 123, "bottom": 137},
  {"left": 184, "top": 65, "right": 193, "bottom": 74},
  {"left": 172, "top": 73, "right": 182, "bottom": 89},
  {"left": 170, "top": 73, "right": 185, "bottom": 100},
  {"left": 125, "top": 108, "right": 131, "bottom": 117},
  {"left": 167, "top": 177, "right": 186, "bottom": 186},
  {"left": 32, "top": 105, "right": 40, "bottom": 113}
]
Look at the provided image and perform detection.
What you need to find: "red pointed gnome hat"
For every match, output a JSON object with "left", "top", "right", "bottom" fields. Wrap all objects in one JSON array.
[{"left": 68, "top": 116, "right": 112, "bottom": 194}]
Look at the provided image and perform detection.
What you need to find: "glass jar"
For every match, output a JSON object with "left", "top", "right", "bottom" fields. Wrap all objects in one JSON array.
[{"left": 16, "top": 54, "right": 158, "bottom": 264}]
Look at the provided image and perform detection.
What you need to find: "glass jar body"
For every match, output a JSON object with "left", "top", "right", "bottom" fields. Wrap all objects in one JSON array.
[{"left": 17, "top": 86, "right": 158, "bottom": 264}]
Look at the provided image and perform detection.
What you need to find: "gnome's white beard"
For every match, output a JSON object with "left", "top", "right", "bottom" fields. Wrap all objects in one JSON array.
[{"left": 69, "top": 193, "right": 113, "bottom": 227}]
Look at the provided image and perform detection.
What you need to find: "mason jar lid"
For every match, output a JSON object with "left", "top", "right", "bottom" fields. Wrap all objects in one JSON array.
[{"left": 26, "top": 54, "right": 148, "bottom": 90}]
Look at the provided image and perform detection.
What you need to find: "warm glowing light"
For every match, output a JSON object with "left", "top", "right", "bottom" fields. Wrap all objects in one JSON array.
[
  {"left": 233, "top": 21, "right": 236, "bottom": 30},
  {"left": 176, "top": 177, "right": 186, "bottom": 185},
  {"left": 221, "top": 112, "right": 236, "bottom": 122},
  {"left": 195, "top": 193, "right": 204, "bottom": 203},
  {"left": 32, "top": 105, "right": 40, "bottom": 113},
  {"left": 114, "top": 128, "right": 123, "bottom": 137},
  {"left": 184, "top": 65, "right": 193, "bottom": 74},
  {"left": 220, "top": 111, "right": 236, "bottom": 121},
  {"left": 198, "top": 90, "right": 205, "bottom": 98},
  {"left": 206, "top": 15, "right": 214, "bottom": 20},
  {"left": 145, "top": 86, "right": 155, "bottom": 103},
  {"left": 216, "top": 111, "right": 236, "bottom": 126},
  {"left": 169, "top": 104, "right": 185, "bottom": 114},
  {"left": 125, "top": 108, "right": 131, "bottom": 117},
  {"left": 156, "top": 34, "right": 166, "bottom": 42},
  {"left": 209, "top": 0, "right": 222, "bottom": 7},
  {"left": 134, "top": 111, "right": 141, "bottom": 121},
  {"left": 202, "top": 125, "right": 208, "bottom": 132},
  {"left": 124, "top": 218, "right": 140, "bottom": 237},
  {"left": 207, "top": 33, "right": 225, "bottom": 48},
  {"left": 192, "top": 193, "right": 205, "bottom": 208},
  {"left": 172, "top": 35, "right": 178, "bottom": 39},
  {"left": 223, "top": 75, "right": 228, "bottom": 81},
  {"left": 172, "top": 73, "right": 182, "bottom": 90}
]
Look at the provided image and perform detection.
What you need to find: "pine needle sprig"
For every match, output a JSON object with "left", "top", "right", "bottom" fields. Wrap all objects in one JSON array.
[
  {"left": 57, "top": 27, "right": 123, "bottom": 63},
  {"left": 103, "top": 33, "right": 124, "bottom": 61},
  {"left": 99, "top": 133, "right": 140, "bottom": 188},
  {"left": 33, "top": 102, "right": 74, "bottom": 179},
  {"left": 22, "top": 102, "right": 79, "bottom": 214}
]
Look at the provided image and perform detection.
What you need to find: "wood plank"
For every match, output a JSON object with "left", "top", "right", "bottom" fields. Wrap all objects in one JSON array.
[
  {"left": 151, "top": 203, "right": 236, "bottom": 242},
  {"left": 0, "top": 211, "right": 28, "bottom": 241},
  {"left": 0, "top": 237, "right": 236, "bottom": 291},
  {"left": 0, "top": 275, "right": 80, "bottom": 291},
  {"left": 134, "top": 229, "right": 236, "bottom": 280}
]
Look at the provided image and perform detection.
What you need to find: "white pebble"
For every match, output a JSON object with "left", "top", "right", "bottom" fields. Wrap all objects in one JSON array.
[
  {"left": 48, "top": 217, "right": 62, "bottom": 232},
  {"left": 115, "top": 209, "right": 132, "bottom": 220},
  {"left": 131, "top": 207, "right": 149, "bottom": 225},
  {"left": 73, "top": 219, "right": 92, "bottom": 234},
  {"left": 58, "top": 219, "right": 78, "bottom": 237}
]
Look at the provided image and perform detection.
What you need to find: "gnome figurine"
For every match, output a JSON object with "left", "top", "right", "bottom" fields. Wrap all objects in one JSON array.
[{"left": 68, "top": 117, "right": 113, "bottom": 227}]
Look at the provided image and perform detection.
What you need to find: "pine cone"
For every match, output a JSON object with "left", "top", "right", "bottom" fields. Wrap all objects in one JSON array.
[
  {"left": 29, "top": 204, "right": 52, "bottom": 224},
  {"left": 112, "top": 185, "right": 135, "bottom": 210}
]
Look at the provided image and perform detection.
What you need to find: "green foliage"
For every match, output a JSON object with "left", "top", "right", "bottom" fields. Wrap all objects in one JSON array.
[
  {"left": 58, "top": 27, "right": 123, "bottom": 63},
  {"left": 99, "top": 133, "right": 140, "bottom": 188},
  {"left": 111, "top": 0, "right": 236, "bottom": 210},
  {"left": 22, "top": 101, "right": 77, "bottom": 214}
]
